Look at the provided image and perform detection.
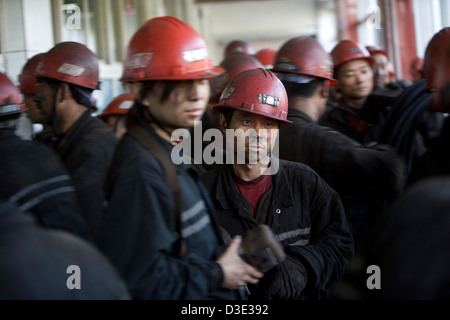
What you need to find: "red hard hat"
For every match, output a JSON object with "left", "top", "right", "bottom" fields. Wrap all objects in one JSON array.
[
  {"left": 121, "top": 16, "right": 224, "bottom": 82},
  {"left": 98, "top": 93, "right": 135, "bottom": 119},
  {"left": 365, "top": 45, "right": 389, "bottom": 59},
  {"left": 214, "top": 68, "right": 291, "bottom": 124},
  {"left": 0, "top": 72, "right": 26, "bottom": 116},
  {"left": 272, "top": 36, "right": 336, "bottom": 84},
  {"left": 224, "top": 40, "right": 255, "bottom": 57},
  {"left": 36, "top": 41, "right": 100, "bottom": 90},
  {"left": 423, "top": 27, "right": 450, "bottom": 91},
  {"left": 18, "top": 53, "right": 46, "bottom": 94},
  {"left": 253, "top": 49, "right": 276, "bottom": 69},
  {"left": 366, "top": 45, "right": 394, "bottom": 78},
  {"left": 210, "top": 54, "right": 263, "bottom": 104},
  {"left": 331, "top": 40, "right": 374, "bottom": 70}
]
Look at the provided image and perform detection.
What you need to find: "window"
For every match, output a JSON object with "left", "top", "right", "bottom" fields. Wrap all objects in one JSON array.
[
  {"left": 413, "top": 0, "right": 444, "bottom": 56},
  {"left": 440, "top": 0, "right": 450, "bottom": 28}
]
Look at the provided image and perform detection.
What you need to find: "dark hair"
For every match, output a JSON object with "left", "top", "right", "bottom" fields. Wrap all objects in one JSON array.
[
  {"left": 38, "top": 77, "right": 60, "bottom": 91},
  {"left": 333, "top": 66, "right": 341, "bottom": 80},
  {"left": 139, "top": 80, "right": 197, "bottom": 104},
  {"left": 218, "top": 108, "right": 235, "bottom": 129},
  {"left": 67, "top": 84, "right": 93, "bottom": 109},
  {"left": 281, "top": 78, "right": 323, "bottom": 99},
  {"left": 38, "top": 77, "right": 93, "bottom": 108}
]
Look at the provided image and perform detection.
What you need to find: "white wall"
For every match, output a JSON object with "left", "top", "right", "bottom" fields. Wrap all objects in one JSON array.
[
  {"left": 0, "top": 0, "right": 54, "bottom": 140},
  {"left": 0, "top": 0, "right": 54, "bottom": 83},
  {"left": 316, "top": 0, "right": 338, "bottom": 53},
  {"left": 413, "top": 0, "right": 443, "bottom": 57}
]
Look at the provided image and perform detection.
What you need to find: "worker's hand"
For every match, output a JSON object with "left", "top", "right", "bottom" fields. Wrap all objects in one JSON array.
[
  {"left": 216, "top": 235, "right": 264, "bottom": 290},
  {"left": 253, "top": 255, "right": 308, "bottom": 300}
]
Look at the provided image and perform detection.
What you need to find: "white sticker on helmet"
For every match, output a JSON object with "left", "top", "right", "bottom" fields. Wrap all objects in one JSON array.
[
  {"left": 348, "top": 48, "right": 362, "bottom": 55},
  {"left": 258, "top": 94, "right": 280, "bottom": 107},
  {"left": 183, "top": 48, "right": 208, "bottom": 63},
  {"left": 126, "top": 53, "right": 154, "bottom": 70},
  {"left": 320, "top": 59, "right": 333, "bottom": 71},
  {"left": 220, "top": 86, "right": 236, "bottom": 100},
  {"left": 118, "top": 100, "right": 134, "bottom": 110},
  {"left": 57, "top": 63, "right": 85, "bottom": 77},
  {"left": 36, "top": 61, "right": 44, "bottom": 73}
]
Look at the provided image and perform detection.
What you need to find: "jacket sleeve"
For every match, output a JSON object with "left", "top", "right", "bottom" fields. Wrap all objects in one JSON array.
[
  {"left": 249, "top": 254, "right": 309, "bottom": 300},
  {"left": 68, "top": 134, "right": 116, "bottom": 237},
  {"left": 95, "top": 168, "right": 224, "bottom": 300},
  {"left": 297, "top": 125, "right": 406, "bottom": 199},
  {"left": 286, "top": 172, "right": 355, "bottom": 299}
]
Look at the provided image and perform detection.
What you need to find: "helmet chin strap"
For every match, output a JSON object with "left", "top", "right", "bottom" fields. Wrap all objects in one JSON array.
[
  {"left": 51, "top": 85, "right": 60, "bottom": 135},
  {"left": 112, "top": 116, "right": 121, "bottom": 134}
]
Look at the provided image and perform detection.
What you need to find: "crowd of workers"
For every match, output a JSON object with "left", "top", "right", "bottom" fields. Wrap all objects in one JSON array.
[{"left": 1, "top": 15, "right": 449, "bottom": 300}]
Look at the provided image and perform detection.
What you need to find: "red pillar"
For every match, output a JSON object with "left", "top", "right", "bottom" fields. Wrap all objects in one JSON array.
[
  {"left": 380, "top": 0, "right": 417, "bottom": 81},
  {"left": 395, "top": 0, "right": 417, "bottom": 81},
  {"left": 335, "top": 0, "right": 359, "bottom": 41}
]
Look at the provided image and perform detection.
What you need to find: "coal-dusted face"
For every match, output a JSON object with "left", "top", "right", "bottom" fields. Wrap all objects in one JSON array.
[
  {"left": 24, "top": 93, "right": 43, "bottom": 124},
  {"left": 221, "top": 108, "right": 279, "bottom": 164},
  {"left": 34, "top": 78, "right": 58, "bottom": 126}
]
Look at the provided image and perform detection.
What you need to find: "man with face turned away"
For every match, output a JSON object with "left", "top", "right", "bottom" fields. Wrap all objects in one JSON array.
[
  {"left": 200, "top": 68, "right": 354, "bottom": 300},
  {"left": 34, "top": 42, "right": 117, "bottom": 239}
]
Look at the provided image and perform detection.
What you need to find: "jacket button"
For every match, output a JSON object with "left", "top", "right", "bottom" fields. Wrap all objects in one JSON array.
[{"left": 275, "top": 209, "right": 281, "bottom": 214}]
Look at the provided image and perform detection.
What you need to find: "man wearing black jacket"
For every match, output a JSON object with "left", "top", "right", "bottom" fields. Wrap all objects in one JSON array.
[
  {"left": 34, "top": 42, "right": 117, "bottom": 238},
  {"left": 272, "top": 36, "right": 406, "bottom": 247},
  {"left": 319, "top": 40, "right": 389, "bottom": 145},
  {"left": 407, "top": 27, "right": 450, "bottom": 186},
  {"left": 0, "top": 71, "right": 87, "bottom": 239},
  {"left": 0, "top": 200, "right": 130, "bottom": 300},
  {"left": 201, "top": 68, "right": 354, "bottom": 300},
  {"left": 94, "top": 16, "right": 262, "bottom": 300}
]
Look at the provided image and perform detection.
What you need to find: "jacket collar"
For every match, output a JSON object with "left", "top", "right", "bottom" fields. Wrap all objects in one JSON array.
[
  {"left": 55, "top": 109, "right": 92, "bottom": 158},
  {"left": 214, "top": 159, "right": 294, "bottom": 210},
  {"left": 129, "top": 102, "right": 194, "bottom": 175},
  {"left": 287, "top": 108, "right": 314, "bottom": 123}
]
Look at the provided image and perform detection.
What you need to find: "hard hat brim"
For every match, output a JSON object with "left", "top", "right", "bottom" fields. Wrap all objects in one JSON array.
[{"left": 212, "top": 104, "right": 292, "bottom": 124}]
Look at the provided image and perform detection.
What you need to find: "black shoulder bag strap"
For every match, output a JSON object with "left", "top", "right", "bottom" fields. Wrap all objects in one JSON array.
[{"left": 126, "top": 107, "right": 186, "bottom": 256}]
